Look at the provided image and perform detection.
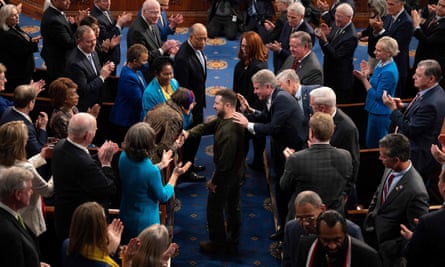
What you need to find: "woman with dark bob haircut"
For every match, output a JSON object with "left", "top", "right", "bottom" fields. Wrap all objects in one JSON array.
[
  {"left": 119, "top": 122, "right": 191, "bottom": 243},
  {"left": 48, "top": 77, "right": 99, "bottom": 139}
]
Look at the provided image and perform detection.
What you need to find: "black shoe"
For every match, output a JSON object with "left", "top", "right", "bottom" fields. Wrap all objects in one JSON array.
[
  {"left": 199, "top": 241, "right": 225, "bottom": 254},
  {"left": 248, "top": 162, "right": 264, "bottom": 172},
  {"left": 269, "top": 229, "right": 284, "bottom": 241},
  {"left": 185, "top": 171, "right": 206, "bottom": 182},
  {"left": 193, "top": 164, "right": 206, "bottom": 172}
]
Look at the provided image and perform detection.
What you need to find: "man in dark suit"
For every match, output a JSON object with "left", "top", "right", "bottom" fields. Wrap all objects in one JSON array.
[
  {"left": 157, "top": 0, "right": 183, "bottom": 41},
  {"left": 233, "top": 69, "right": 306, "bottom": 240},
  {"left": 276, "top": 69, "right": 319, "bottom": 121},
  {"left": 309, "top": 87, "right": 360, "bottom": 203},
  {"left": 315, "top": 2, "right": 358, "bottom": 104},
  {"left": 245, "top": 0, "right": 275, "bottom": 41},
  {"left": 280, "top": 112, "right": 353, "bottom": 218},
  {"left": 64, "top": 25, "right": 115, "bottom": 112},
  {"left": 400, "top": 164, "right": 445, "bottom": 266},
  {"left": 207, "top": 0, "right": 239, "bottom": 40},
  {"left": 174, "top": 23, "right": 208, "bottom": 181},
  {"left": 40, "top": 0, "right": 85, "bottom": 81},
  {"left": 52, "top": 113, "right": 119, "bottom": 241},
  {"left": 383, "top": 59, "right": 445, "bottom": 183},
  {"left": 297, "top": 210, "right": 382, "bottom": 267},
  {"left": 266, "top": 2, "right": 314, "bottom": 73},
  {"left": 317, "top": 0, "right": 355, "bottom": 26},
  {"left": 90, "top": 0, "right": 133, "bottom": 71},
  {"left": 369, "top": 0, "right": 413, "bottom": 97},
  {"left": 127, "top": 0, "right": 178, "bottom": 82},
  {"left": 283, "top": 191, "right": 363, "bottom": 267},
  {"left": 279, "top": 31, "right": 323, "bottom": 85},
  {"left": 0, "top": 167, "right": 49, "bottom": 267},
  {"left": 363, "top": 133, "right": 429, "bottom": 267},
  {"left": 0, "top": 85, "right": 47, "bottom": 158},
  {"left": 411, "top": 0, "right": 445, "bottom": 88}
]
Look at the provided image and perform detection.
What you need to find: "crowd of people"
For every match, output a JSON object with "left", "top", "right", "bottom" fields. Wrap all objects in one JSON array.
[{"left": 1, "top": 0, "right": 445, "bottom": 266}]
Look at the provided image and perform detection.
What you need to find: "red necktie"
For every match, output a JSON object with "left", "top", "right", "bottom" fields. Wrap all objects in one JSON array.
[
  {"left": 292, "top": 59, "right": 299, "bottom": 70},
  {"left": 382, "top": 174, "right": 394, "bottom": 203}
]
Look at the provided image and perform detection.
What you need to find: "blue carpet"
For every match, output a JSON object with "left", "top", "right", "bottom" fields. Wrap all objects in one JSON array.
[{"left": 18, "top": 13, "right": 419, "bottom": 266}]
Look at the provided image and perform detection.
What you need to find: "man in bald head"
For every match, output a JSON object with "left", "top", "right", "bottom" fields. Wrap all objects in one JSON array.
[{"left": 52, "top": 112, "right": 119, "bottom": 241}]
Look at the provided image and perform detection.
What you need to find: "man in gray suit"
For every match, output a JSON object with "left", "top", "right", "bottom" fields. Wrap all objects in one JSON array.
[
  {"left": 280, "top": 112, "right": 353, "bottom": 217},
  {"left": 279, "top": 31, "right": 323, "bottom": 85},
  {"left": 363, "top": 133, "right": 429, "bottom": 267}
]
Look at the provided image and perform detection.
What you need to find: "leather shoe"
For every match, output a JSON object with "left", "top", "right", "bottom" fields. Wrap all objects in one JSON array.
[
  {"left": 193, "top": 164, "right": 206, "bottom": 172},
  {"left": 199, "top": 241, "right": 225, "bottom": 254},
  {"left": 186, "top": 171, "right": 206, "bottom": 182},
  {"left": 269, "top": 229, "right": 284, "bottom": 241}
]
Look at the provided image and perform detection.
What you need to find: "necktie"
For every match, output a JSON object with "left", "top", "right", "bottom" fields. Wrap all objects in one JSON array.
[
  {"left": 292, "top": 59, "right": 299, "bottom": 70},
  {"left": 159, "top": 14, "right": 165, "bottom": 27},
  {"left": 405, "top": 93, "right": 421, "bottom": 114},
  {"left": 17, "top": 214, "right": 26, "bottom": 230},
  {"left": 388, "top": 17, "right": 395, "bottom": 31},
  {"left": 248, "top": 0, "right": 257, "bottom": 16},
  {"left": 104, "top": 11, "right": 113, "bottom": 24},
  {"left": 87, "top": 54, "right": 98, "bottom": 75},
  {"left": 382, "top": 174, "right": 395, "bottom": 203},
  {"left": 150, "top": 25, "right": 161, "bottom": 47},
  {"left": 196, "top": 50, "right": 206, "bottom": 71},
  {"left": 427, "top": 16, "right": 438, "bottom": 29}
]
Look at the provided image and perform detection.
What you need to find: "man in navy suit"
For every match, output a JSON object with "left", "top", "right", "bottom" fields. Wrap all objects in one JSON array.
[
  {"left": 156, "top": 0, "right": 183, "bottom": 41},
  {"left": 282, "top": 191, "right": 364, "bottom": 267},
  {"left": 317, "top": 0, "right": 355, "bottom": 26},
  {"left": 0, "top": 85, "right": 47, "bottom": 158},
  {"left": 315, "top": 2, "right": 358, "bottom": 104},
  {"left": 64, "top": 25, "right": 115, "bottom": 112},
  {"left": 266, "top": 2, "right": 314, "bottom": 73},
  {"left": 279, "top": 31, "right": 323, "bottom": 86},
  {"left": 363, "top": 133, "right": 429, "bottom": 267},
  {"left": 0, "top": 167, "right": 50, "bottom": 267},
  {"left": 90, "top": 0, "right": 133, "bottom": 71},
  {"left": 233, "top": 69, "right": 306, "bottom": 240},
  {"left": 383, "top": 59, "right": 445, "bottom": 184},
  {"left": 369, "top": 0, "right": 413, "bottom": 97}
]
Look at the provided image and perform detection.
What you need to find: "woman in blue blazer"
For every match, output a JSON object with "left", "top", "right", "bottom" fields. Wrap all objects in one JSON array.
[
  {"left": 353, "top": 36, "right": 399, "bottom": 148},
  {"left": 109, "top": 44, "right": 148, "bottom": 143},
  {"left": 119, "top": 123, "right": 191, "bottom": 243}
]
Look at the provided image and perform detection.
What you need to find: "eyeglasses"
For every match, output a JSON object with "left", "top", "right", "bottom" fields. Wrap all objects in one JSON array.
[{"left": 296, "top": 215, "right": 316, "bottom": 223}]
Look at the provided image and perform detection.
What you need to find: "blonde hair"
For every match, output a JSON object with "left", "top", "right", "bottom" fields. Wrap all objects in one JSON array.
[
  {"left": 132, "top": 224, "right": 170, "bottom": 267},
  {"left": 0, "top": 121, "right": 28, "bottom": 165}
]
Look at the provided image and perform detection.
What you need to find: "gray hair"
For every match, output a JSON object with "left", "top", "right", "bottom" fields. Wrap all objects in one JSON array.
[
  {"left": 68, "top": 113, "right": 96, "bottom": 138},
  {"left": 277, "top": 69, "right": 300, "bottom": 84},
  {"left": 0, "top": 167, "right": 33, "bottom": 201},
  {"left": 336, "top": 3, "right": 354, "bottom": 17},
  {"left": 368, "top": 0, "right": 387, "bottom": 17},
  {"left": 288, "top": 2, "right": 305, "bottom": 16},
  {"left": 377, "top": 36, "right": 399, "bottom": 57},
  {"left": 309, "top": 86, "right": 336, "bottom": 107},
  {"left": 290, "top": 31, "right": 313, "bottom": 50},
  {"left": 294, "top": 190, "right": 323, "bottom": 209},
  {"left": 0, "top": 4, "right": 17, "bottom": 31},
  {"left": 417, "top": 59, "right": 443, "bottom": 82},
  {"left": 251, "top": 69, "right": 279, "bottom": 88}
]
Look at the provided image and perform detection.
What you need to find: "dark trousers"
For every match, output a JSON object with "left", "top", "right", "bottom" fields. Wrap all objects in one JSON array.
[
  {"left": 208, "top": 16, "right": 238, "bottom": 40},
  {"left": 207, "top": 183, "right": 241, "bottom": 244}
]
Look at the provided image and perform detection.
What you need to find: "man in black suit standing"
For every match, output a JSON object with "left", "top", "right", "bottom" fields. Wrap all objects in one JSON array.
[
  {"left": 174, "top": 23, "right": 208, "bottom": 181},
  {"left": 40, "top": 0, "right": 88, "bottom": 81},
  {"left": 91, "top": 0, "right": 133, "bottom": 73},
  {"left": 64, "top": 25, "right": 115, "bottom": 112},
  {"left": 0, "top": 167, "right": 50, "bottom": 267},
  {"left": 411, "top": 0, "right": 445, "bottom": 88},
  {"left": 233, "top": 69, "right": 306, "bottom": 240},
  {"left": 127, "top": 0, "right": 178, "bottom": 82},
  {"left": 315, "top": 3, "right": 358, "bottom": 104},
  {"left": 297, "top": 210, "right": 382, "bottom": 267},
  {"left": 52, "top": 112, "right": 119, "bottom": 241},
  {"left": 0, "top": 85, "right": 48, "bottom": 158},
  {"left": 363, "top": 133, "right": 429, "bottom": 267}
]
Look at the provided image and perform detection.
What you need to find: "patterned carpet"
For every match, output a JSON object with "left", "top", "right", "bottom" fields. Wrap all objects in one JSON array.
[{"left": 19, "top": 13, "right": 419, "bottom": 266}]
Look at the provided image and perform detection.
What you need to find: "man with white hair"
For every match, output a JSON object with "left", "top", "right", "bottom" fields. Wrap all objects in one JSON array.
[{"left": 315, "top": 3, "right": 358, "bottom": 104}]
